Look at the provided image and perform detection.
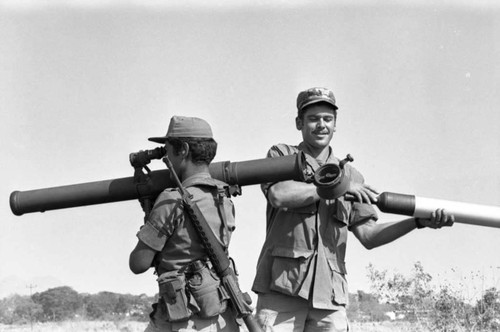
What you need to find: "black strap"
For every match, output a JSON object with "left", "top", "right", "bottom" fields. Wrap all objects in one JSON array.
[{"left": 214, "top": 185, "right": 231, "bottom": 249}]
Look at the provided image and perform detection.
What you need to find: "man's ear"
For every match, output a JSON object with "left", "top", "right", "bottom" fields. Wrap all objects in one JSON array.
[
  {"left": 181, "top": 142, "right": 190, "bottom": 158},
  {"left": 295, "top": 117, "right": 303, "bottom": 130}
]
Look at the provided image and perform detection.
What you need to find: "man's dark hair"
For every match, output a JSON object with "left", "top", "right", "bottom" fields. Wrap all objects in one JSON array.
[
  {"left": 166, "top": 137, "right": 217, "bottom": 165},
  {"left": 297, "top": 101, "right": 338, "bottom": 120}
]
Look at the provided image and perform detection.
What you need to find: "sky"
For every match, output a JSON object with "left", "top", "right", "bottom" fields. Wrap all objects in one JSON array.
[{"left": 1, "top": 0, "right": 499, "bottom": 303}]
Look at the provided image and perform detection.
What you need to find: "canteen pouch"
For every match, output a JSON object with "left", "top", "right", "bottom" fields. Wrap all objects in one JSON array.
[
  {"left": 186, "top": 260, "right": 228, "bottom": 318},
  {"left": 157, "top": 271, "right": 192, "bottom": 322}
]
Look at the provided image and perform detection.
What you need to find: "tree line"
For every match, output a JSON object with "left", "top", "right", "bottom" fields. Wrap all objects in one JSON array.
[
  {"left": 363, "top": 262, "right": 500, "bottom": 331},
  {"left": 1, "top": 262, "right": 499, "bottom": 331},
  {"left": 0, "top": 286, "right": 155, "bottom": 324}
]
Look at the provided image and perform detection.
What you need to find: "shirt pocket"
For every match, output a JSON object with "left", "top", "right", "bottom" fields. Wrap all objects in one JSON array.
[
  {"left": 269, "top": 246, "right": 315, "bottom": 296},
  {"left": 326, "top": 255, "right": 348, "bottom": 305}
]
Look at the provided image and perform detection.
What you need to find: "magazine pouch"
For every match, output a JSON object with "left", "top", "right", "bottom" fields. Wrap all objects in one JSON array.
[
  {"left": 186, "top": 260, "right": 228, "bottom": 318},
  {"left": 157, "top": 271, "right": 192, "bottom": 322}
]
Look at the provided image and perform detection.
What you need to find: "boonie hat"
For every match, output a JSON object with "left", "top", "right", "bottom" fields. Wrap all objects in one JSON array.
[
  {"left": 148, "top": 116, "right": 213, "bottom": 143},
  {"left": 296, "top": 87, "right": 338, "bottom": 111}
]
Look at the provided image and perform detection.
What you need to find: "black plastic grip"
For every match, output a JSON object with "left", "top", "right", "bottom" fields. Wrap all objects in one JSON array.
[
  {"left": 10, "top": 191, "right": 22, "bottom": 216},
  {"left": 377, "top": 192, "right": 416, "bottom": 216}
]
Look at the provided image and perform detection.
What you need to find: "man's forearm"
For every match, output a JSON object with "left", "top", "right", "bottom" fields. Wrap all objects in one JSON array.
[
  {"left": 267, "top": 181, "right": 320, "bottom": 209},
  {"left": 354, "top": 218, "right": 417, "bottom": 249},
  {"left": 372, "top": 218, "right": 417, "bottom": 247}
]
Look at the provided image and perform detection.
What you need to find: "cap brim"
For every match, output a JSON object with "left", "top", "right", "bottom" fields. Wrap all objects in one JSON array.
[
  {"left": 301, "top": 99, "right": 338, "bottom": 111},
  {"left": 148, "top": 137, "right": 168, "bottom": 144}
]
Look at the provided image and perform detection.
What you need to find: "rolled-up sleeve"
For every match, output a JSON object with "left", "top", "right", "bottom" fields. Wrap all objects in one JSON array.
[
  {"left": 137, "top": 222, "right": 166, "bottom": 251},
  {"left": 345, "top": 165, "right": 379, "bottom": 228},
  {"left": 349, "top": 202, "right": 378, "bottom": 228},
  {"left": 136, "top": 190, "right": 183, "bottom": 251}
]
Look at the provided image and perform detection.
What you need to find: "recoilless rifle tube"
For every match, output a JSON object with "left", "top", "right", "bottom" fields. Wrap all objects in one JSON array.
[
  {"left": 314, "top": 159, "right": 500, "bottom": 229},
  {"left": 10, "top": 149, "right": 308, "bottom": 216},
  {"left": 374, "top": 192, "right": 500, "bottom": 229}
]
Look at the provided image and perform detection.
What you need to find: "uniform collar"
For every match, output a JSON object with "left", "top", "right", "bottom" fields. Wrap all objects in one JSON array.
[
  {"left": 181, "top": 172, "right": 216, "bottom": 188},
  {"left": 298, "top": 143, "right": 338, "bottom": 171}
]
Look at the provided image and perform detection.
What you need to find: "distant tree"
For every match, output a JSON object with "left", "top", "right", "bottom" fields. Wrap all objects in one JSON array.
[
  {"left": 367, "top": 263, "right": 412, "bottom": 312},
  {"left": 347, "top": 291, "right": 395, "bottom": 322},
  {"left": 0, "top": 295, "right": 18, "bottom": 324},
  {"left": 32, "top": 286, "right": 82, "bottom": 321},
  {"left": 127, "top": 293, "right": 156, "bottom": 321},
  {"left": 411, "top": 262, "right": 433, "bottom": 310},
  {"left": 367, "top": 261, "right": 434, "bottom": 321},
  {"left": 115, "top": 295, "right": 129, "bottom": 315},
  {"left": 81, "top": 291, "right": 154, "bottom": 321},
  {"left": 0, "top": 294, "right": 43, "bottom": 324},
  {"left": 357, "top": 290, "right": 393, "bottom": 322},
  {"left": 431, "top": 285, "right": 472, "bottom": 331},
  {"left": 84, "top": 296, "right": 105, "bottom": 320},
  {"left": 475, "top": 287, "right": 500, "bottom": 331},
  {"left": 346, "top": 293, "right": 360, "bottom": 321},
  {"left": 1, "top": 286, "right": 157, "bottom": 323},
  {"left": 84, "top": 291, "right": 121, "bottom": 319},
  {"left": 366, "top": 262, "right": 496, "bottom": 332},
  {"left": 13, "top": 297, "right": 43, "bottom": 324}
]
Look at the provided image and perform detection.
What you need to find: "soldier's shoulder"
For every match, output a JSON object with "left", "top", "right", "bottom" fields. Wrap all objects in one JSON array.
[
  {"left": 159, "top": 187, "right": 182, "bottom": 198},
  {"left": 344, "top": 163, "right": 365, "bottom": 183},
  {"left": 269, "top": 143, "right": 299, "bottom": 157}
]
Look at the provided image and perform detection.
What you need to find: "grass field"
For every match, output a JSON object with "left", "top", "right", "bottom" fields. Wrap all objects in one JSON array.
[
  {"left": 0, "top": 321, "right": 148, "bottom": 332},
  {"left": 350, "top": 321, "right": 430, "bottom": 332},
  {"left": 0, "top": 320, "right": 426, "bottom": 332}
]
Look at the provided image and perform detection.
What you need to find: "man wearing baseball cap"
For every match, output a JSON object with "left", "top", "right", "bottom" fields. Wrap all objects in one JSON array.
[
  {"left": 252, "top": 87, "right": 454, "bottom": 331},
  {"left": 129, "top": 116, "right": 240, "bottom": 331}
]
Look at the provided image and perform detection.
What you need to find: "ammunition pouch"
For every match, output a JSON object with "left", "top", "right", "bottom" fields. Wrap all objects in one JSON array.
[
  {"left": 157, "top": 271, "right": 192, "bottom": 322},
  {"left": 186, "top": 260, "right": 229, "bottom": 318}
]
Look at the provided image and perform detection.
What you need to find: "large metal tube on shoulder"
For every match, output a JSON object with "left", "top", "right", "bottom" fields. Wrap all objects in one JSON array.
[
  {"left": 10, "top": 153, "right": 307, "bottom": 216},
  {"left": 376, "top": 192, "right": 500, "bottom": 229}
]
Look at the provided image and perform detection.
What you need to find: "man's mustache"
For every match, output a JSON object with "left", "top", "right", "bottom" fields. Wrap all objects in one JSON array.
[{"left": 312, "top": 130, "right": 330, "bottom": 134}]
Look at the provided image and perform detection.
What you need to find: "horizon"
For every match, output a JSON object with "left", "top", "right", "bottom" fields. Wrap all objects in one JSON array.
[{"left": 3, "top": 263, "right": 497, "bottom": 301}]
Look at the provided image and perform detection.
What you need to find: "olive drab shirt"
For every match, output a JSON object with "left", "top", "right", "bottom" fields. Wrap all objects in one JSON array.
[
  {"left": 136, "top": 173, "right": 236, "bottom": 276},
  {"left": 251, "top": 144, "right": 378, "bottom": 310}
]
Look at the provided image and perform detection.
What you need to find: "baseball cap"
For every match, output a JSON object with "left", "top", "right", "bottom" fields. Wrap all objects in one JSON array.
[
  {"left": 296, "top": 87, "right": 338, "bottom": 111},
  {"left": 148, "top": 116, "right": 213, "bottom": 143}
]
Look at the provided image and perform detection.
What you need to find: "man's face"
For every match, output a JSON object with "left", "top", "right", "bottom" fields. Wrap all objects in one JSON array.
[
  {"left": 163, "top": 142, "right": 185, "bottom": 180},
  {"left": 296, "top": 104, "right": 337, "bottom": 150}
]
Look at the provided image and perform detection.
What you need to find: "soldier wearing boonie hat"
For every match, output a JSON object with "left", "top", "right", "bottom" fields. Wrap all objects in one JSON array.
[
  {"left": 130, "top": 115, "right": 240, "bottom": 332},
  {"left": 252, "top": 87, "right": 454, "bottom": 332},
  {"left": 148, "top": 115, "right": 214, "bottom": 142}
]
